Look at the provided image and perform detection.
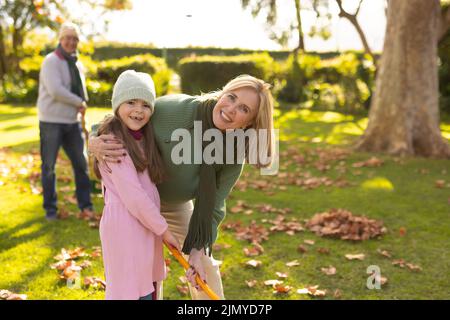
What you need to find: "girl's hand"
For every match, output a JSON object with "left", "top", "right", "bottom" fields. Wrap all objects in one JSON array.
[
  {"left": 162, "top": 229, "right": 181, "bottom": 252},
  {"left": 88, "top": 134, "right": 126, "bottom": 173},
  {"left": 186, "top": 248, "right": 206, "bottom": 291}
]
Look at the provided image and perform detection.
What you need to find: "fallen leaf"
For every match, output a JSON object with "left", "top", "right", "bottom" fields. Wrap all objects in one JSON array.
[
  {"left": 321, "top": 266, "right": 336, "bottom": 275},
  {"left": 50, "top": 260, "right": 73, "bottom": 271},
  {"left": 6, "top": 293, "right": 27, "bottom": 300},
  {"left": 304, "top": 239, "right": 315, "bottom": 245},
  {"left": 61, "top": 264, "right": 82, "bottom": 280},
  {"left": 213, "top": 243, "right": 231, "bottom": 251},
  {"left": 286, "top": 260, "right": 300, "bottom": 267},
  {"left": 0, "top": 290, "right": 27, "bottom": 300},
  {"left": 345, "top": 253, "right": 365, "bottom": 261},
  {"left": 392, "top": 259, "right": 406, "bottom": 268},
  {"left": 406, "top": 263, "right": 422, "bottom": 272},
  {"left": 176, "top": 285, "right": 189, "bottom": 295},
  {"left": 179, "top": 276, "right": 188, "bottom": 284},
  {"left": 275, "top": 272, "right": 288, "bottom": 279},
  {"left": 245, "top": 280, "right": 257, "bottom": 288},
  {"left": 90, "top": 246, "right": 102, "bottom": 259},
  {"left": 245, "top": 260, "right": 262, "bottom": 268},
  {"left": 264, "top": 279, "right": 283, "bottom": 286},
  {"left": 297, "top": 285, "right": 327, "bottom": 297},
  {"left": 297, "top": 245, "right": 308, "bottom": 253},
  {"left": 399, "top": 227, "right": 407, "bottom": 236},
  {"left": 243, "top": 243, "right": 264, "bottom": 257},
  {"left": 334, "top": 289, "right": 342, "bottom": 299},
  {"left": 79, "top": 260, "right": 92, "bottom": 269},
  {"left": 352, "top": 157, "right": 383, "bottom": 168},
  {"left": 273, "top": 284, "right": 292, "bottom": 294},
  {"left": 435, "top": 180, "right": 446, "bottom": 188},
  {"left": 377, "top": 249, "right": 392, "bottom": 258},
  {"left": 84, "top": 277, "right": 106, "bottom": 290},
  {"left": 317, "top": 247, "right": 330, "bottom": 255}
]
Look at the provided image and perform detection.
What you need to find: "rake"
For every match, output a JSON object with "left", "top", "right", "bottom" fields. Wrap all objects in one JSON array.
[{"left": 163, "top": 240, "right": 220, "bottom": 300}]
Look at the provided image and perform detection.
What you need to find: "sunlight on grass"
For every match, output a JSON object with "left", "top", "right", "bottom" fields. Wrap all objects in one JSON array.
[
  {"left": 0, "top": 104, "right": 112, "bottom": 148},
  {"left": 0, "top": 236, "right": 53, "bottom": 283},
  {"left": 276, "top": 108, "right": 368, "bottom": 145},
  {"left": 361, "top": 177, "right": 394, "bottom": 191},
  {"left": 441, "top": 123, "right": 450, "bottom": 141}
]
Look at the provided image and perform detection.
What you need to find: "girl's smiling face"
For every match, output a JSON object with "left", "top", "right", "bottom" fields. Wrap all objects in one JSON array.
[
  {"left": 212, "top": 87, "right": 260, "bottom": 131},
  {"left": 117, "top": 99, "right": 153, "bottom": 131}
]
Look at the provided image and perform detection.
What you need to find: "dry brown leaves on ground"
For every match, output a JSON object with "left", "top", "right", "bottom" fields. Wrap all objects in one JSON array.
[
  {"left": 84, "top": 277, "right": 106, "bottom": 290},
  {"left": 392, "top": 259, "right": 422, "bottom": 272},
  {"left": 265, "top": 215, "right": 304, "bottom": 235},
  {"left": 306, "top": 208, "right": 387, "bottom": 241},
  {"left": 297, "top": 285, "right": 327, "bottom": 297},
  {"left": 222, "top": 220, "right": 269, "bottom": 245},
  {"left": 51, "top": 246, "right": 104, "bottom": 289}
]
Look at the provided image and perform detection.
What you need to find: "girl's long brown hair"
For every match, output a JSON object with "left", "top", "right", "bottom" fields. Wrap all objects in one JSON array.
[{"left": 93, "top": 113, "right": 166, "bottom": 184}]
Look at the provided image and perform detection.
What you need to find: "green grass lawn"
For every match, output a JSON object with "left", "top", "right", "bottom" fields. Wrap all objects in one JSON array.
[{"left": 0, "top": 104, "right": 449, "bottom": 300}]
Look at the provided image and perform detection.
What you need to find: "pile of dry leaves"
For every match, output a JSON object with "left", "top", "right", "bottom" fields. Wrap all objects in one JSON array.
[{"left": 306, "top": 208, "right": 387, "bottom": 241}]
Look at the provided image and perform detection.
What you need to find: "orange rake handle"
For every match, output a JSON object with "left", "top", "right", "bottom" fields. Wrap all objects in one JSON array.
[{"left": 163, "top": 241, "right": 220, "bottom": 300}]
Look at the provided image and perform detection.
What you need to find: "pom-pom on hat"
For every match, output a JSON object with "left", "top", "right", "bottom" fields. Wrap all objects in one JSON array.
[{"left": 111, "top": 70, "right": 156, "bottom": 114}]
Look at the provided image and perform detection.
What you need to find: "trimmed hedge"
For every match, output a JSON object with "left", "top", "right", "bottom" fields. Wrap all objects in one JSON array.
[
  {"left": 95, "top": 54, "right": 172, "bottom": 97},
  {"left": 178, "top": 53, "right": 275, "bottom": 95}
]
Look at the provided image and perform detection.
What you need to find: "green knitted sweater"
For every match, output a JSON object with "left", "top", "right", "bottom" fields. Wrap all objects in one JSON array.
[
  {"left": 153, "top": 94, "right": 243, "bottom": 243},
  {"left": 94, "top": 94, "right": 244, "bottom": 243}
]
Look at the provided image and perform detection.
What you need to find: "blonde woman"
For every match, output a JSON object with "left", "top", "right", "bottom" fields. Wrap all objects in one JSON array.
[{"left": 89, "top": 74, "right": 275, "bottom": 300}]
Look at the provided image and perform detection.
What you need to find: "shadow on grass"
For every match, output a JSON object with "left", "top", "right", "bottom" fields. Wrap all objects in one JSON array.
[
  {"left": 276, "top": 109, "right": 367, "bottom": 146},
  {"left": 0, "top": 217, "right": 50, "bottom": 254},
  {"left": 3, "top": 124, "right": 32, "bottom": 132},
  {"left": 0, "top": 106, "right": 36, "bottom": 122}
]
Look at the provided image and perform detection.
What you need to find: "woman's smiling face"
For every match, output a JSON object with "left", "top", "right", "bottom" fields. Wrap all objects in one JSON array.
[
  {"left": 212, "top": 87, "right": 260, "bottom": 131},
  {"left": 117, "top": 99, "right": 153, "bottom": 131}
]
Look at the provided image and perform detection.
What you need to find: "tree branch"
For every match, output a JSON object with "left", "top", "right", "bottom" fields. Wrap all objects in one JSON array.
[
  {"left": 355, "top": 0, "right": 364, "bottom": 16},
  {"left": 335, "top": 0, "right": 376, "bottom": 63}
]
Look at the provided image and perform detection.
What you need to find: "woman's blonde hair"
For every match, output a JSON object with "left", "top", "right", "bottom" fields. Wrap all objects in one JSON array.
[{"left": 201, "top": 74, "right": 275, "bottom": 168}]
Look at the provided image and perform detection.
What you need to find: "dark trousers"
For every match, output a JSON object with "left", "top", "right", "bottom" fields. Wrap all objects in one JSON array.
[
  {"left": 139, "top": 282, "right": 158, "bottom": 300},
  {"left": 39, "top": 121, "right": 92, "bottom": 216}
]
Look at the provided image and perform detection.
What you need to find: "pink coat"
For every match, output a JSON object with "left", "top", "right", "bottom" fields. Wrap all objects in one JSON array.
[{"left": 99, "top": 152, "right": 168, "bottom": 300}]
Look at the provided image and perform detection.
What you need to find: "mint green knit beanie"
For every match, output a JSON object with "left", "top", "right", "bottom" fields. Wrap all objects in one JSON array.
[{"left": 111, "top": 70, "right": 156, "bottom": 114}]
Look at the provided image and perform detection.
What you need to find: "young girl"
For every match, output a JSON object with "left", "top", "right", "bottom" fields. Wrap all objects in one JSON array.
[{"left": 94, "top": 70, "right": 180, "bottom": 300}]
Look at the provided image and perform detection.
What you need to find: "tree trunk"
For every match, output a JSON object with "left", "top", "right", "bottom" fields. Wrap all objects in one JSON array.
[
  {"left": 294, "top": 0, "right": 305, "bottom": 52},
  {"left": 0, "top": 23, "right": 7, "bottom": 80},
  {"left": 355, "top": 0, "right": 450, "bottom": 158}
]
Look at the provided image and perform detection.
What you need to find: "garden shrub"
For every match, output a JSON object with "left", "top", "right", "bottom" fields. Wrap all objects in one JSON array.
[{"left": 177, "top": 53, "right": 275, "bottom": 95}]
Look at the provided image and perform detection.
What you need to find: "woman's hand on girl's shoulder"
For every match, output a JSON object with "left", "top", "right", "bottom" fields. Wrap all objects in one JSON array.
[{"left": 89, "top": 134, "right": 127, "bottom": 173}]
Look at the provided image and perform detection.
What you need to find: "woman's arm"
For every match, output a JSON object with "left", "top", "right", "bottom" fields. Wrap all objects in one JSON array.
[{"left": 88, "top": 123, "right": 127, "bottom": 172}]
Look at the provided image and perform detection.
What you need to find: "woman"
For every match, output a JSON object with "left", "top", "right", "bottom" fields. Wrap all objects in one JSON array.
[{"left": 89, "top": 74, "right": 275, "bottom": 299}]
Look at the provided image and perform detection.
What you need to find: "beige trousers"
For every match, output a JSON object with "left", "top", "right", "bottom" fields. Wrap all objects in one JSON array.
[{"left": 158, "top": 201, "right": 225, "bottom": 300}]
